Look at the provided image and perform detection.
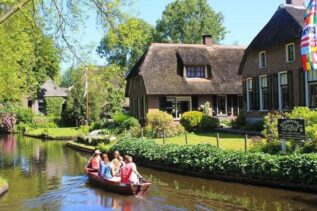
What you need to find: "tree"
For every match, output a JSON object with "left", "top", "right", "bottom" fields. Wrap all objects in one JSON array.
[
  {"left": 98, "top": 17, "right": 154, "bottom": 71},
  {"left": 155, "top": 0, "right": 226, "bottom": 44},
  {"left": 62, "top": 65, "right": 125, "bottom": 126}
]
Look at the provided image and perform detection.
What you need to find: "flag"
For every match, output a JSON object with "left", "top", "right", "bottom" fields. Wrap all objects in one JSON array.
[{"left": 301, "top": 0, "right": 317, "bottom": 71}]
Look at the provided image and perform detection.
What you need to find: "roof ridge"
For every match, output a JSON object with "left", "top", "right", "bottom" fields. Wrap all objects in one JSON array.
[{"left": 150, "top": 43, "right": 245, "bottom": 49}]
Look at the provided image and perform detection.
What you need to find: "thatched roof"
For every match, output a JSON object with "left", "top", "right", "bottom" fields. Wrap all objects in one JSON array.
[
  {"left": 239, "top": 4, "right": 305, "bottom": 74},
  {"left": 39, "top": 79, "right": 68, "bottom": 98},
  {"left": 127, "top": 43, "right": 245, "bottom": 95}
]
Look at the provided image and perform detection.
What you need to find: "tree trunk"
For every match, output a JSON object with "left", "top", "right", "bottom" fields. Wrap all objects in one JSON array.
[{"left": 0, "top": 0, "right": 32, "bottom": 24}]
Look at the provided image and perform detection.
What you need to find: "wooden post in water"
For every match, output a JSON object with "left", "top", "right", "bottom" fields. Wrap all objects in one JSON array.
[
  {"left": 163, "top": 129, "right": 166, "bottom": 145},
  {"left": 244, "top": 134, "right": 248, "bottom": 153},
  {"left": 185, "top": 131, "right": 188, "bottom": 145},
  {"left": 216, "top": 133, "right": 220, "bottom": 149}
]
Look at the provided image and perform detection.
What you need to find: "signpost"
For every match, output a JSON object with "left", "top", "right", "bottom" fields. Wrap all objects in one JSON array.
[{"left": 278, "top": 119, "right": 306, "bottom": 153}]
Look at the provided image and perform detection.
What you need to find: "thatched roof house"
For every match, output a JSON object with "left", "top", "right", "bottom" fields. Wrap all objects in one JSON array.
[{"left": 126, "top": 36, "right": 245, "bottom": 120}]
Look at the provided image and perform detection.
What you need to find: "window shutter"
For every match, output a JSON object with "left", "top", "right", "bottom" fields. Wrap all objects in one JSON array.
[
  {"left": 212, "top": 95, "right": 217, "bottom": 116},
  {"left": 287, "top": 70, "right": 293, "bottom": 108},
  {"left": 207, "top": 65, "right": 212, "bottom": 79},
  {"left": 267, "top": 75, "right": 273, "bottom": 110},
  {"left": 243, "top": 80, "right": 247, "bottom": 110},
  {"left": 227, "top": 95, "right": 232, "bottom": 116},
  {"left": 272, "top": 74, "right": 279, "bottom": 109},
  {"left": 299, "top": 69, "right": 306, "bottom": 106},
  {"left": 252, "top": 77, "right": 260, "bottom": 110},
  {"left": 192, "top": 96, "right": 198, "bottom": 110}
]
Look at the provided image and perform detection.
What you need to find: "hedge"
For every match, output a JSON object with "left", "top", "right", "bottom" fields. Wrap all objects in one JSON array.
[{"left": 109, "top": 139, "right": 317, "bottom": 185}]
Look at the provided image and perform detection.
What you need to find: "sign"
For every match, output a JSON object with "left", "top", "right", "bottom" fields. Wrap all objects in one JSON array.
[{"left": 278, "top": 119, "right": 306, "bottom": 140}]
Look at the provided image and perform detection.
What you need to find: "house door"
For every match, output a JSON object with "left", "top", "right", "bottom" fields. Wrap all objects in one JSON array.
[
  {"left": 166, "top": 96, "right": 192, "bottom": 119},
  {"left": 217, "top": 95, "right": 227, "bottom": 116}
]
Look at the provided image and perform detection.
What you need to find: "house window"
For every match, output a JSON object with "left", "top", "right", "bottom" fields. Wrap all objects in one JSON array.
[
  {"left": 217, "top": 95, "right": 227, "bottom": 116},
  {"left": 260, "top": 76, "right": 268, "bottom": 111},
  {"left": 286, "top": 43, "right": 295, "bottom": 62},
  {"left": 246, "top": 78, "right": 253, "bottom": 111},
  {"left": 259, "top": 51, "right": 266, "bottom": 69},
  {"left": 186, "top": 66, "right": 206, "bottom": 78},
  {"left": 279, "top": 72, "right": 289, "bottom": 110},
  {"left": 308, "top": 69, "right": 317, "bottom": 107},
  {"left": 166, "top": 96, "right": 192, "bottom": 119}
]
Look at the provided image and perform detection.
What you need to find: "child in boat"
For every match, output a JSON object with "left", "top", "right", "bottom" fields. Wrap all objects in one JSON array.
[
  {"left": 120, "top": 155, "right": 143, "bottom": 184},
  {"left": 99, "top": 153, "right": 121, "bottom": 182},
  {"left": 88, "top": 150, "right": 101, "bottom": 172}
]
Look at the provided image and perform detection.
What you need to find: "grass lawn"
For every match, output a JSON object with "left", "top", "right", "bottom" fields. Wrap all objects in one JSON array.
[
  {"left": 0, "top": 177, "right": 7, "bottom": 187},
  {"left": 154, "top": 132, "right": 253, "bottom": 151},
  {"left": 26, "top": 127, "right": 82, "bottom": 138}
]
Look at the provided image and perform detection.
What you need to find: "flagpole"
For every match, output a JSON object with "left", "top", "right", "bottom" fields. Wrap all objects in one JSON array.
[{"left": 86, "top": 90, "right": 89, "bottom": 125}]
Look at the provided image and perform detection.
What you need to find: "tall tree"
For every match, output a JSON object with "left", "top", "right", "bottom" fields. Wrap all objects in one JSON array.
[
  {"left": 98, "top": 17, "right": 154, "bottom": 71},
  {"left": 155, "top": 0, "right": 226, "bottom": 44}
]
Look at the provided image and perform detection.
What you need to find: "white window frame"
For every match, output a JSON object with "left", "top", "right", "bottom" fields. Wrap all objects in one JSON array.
[
  {"left": 246, "top": 78, "right": 252, "bottom": 111},
  {"left": 184, "top": 66, "right": 208, "bottom": 79},
  {"left": 278, "top": 71, "right": 288, "bottom": 110},
  {"left": 167, "top": 96, "right": 192, "bottom": 119},
  {"left": 259, "top": 75, "right": 268, "bottom": 111},
  {"left": 286, "top": 43, "right": 295, "bottom": 63},
  {"left": 259, "top": 51, "right": 267, "bottom": 69},
  {"left": 217, "top": 95, "right": 227, "bottom": 116}
]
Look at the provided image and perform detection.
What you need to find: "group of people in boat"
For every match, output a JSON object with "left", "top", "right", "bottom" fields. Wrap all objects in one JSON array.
[{"left": 88, "top": 150, "right": 143, "bottom": 184}]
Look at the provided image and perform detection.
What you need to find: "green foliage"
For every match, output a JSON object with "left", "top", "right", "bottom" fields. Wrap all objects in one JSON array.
[
  {"left": 113, "top": 112, "right": 130, "bottom": 125},
  {"left": 15, "top": 108, "right": 34, "bottom": 124},
  {"left": 155, "top": 0, "right": 226, "bottom": 44},
  {"left": 289, "top": 107, "right": 317, "bottom": 126},
  {"left": 110, "top": 139, "right": 317, "bottom": 185},
  {"left": 146, "top": 111, "right": 178, "bottom": 138},
  {"left": 80, "top": 125, "right": 90, "bottom": 135},
  {"left": 262, "top": 111, "right": 288, "bottom": 141},
  {"left": 180, "top": 111, "right": 203, "bottom": 131},
  {"left": 231, "top": 111, "right": 246, "bottom": 129},
  {"left": 113, "top": 112, "right": 140, "bottom": 132},
  {"left": 45, "top": 97, "right": 64, "bottom": 117},
  {"left": 31, "top": 115, "right": 57, "bottom": 129},
  {"left": 241, "top": 120, "right": 264, "bottom": 132},
  {"left": 199, "top": 115, "right": 220, "bottom": 131},
  {"left": 98, "top": 17, "right": 154, "bottom": 70},
  {"left": 199, "top": 101, "right": 211, "bottom": 115}
]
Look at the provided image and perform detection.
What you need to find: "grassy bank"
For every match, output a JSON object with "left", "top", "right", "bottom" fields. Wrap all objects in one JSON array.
[
  {"left": 155, "top": 132, "right": 253, "bottom": 151},
  {"left": 0, "top": 177, "right": 7, "bottom": 187},
  {"left": 25, "top": 127, "right": 82, "bottom": 139},
  {"left": 0, "top": 177, "right": 8, "bottom": 196}
]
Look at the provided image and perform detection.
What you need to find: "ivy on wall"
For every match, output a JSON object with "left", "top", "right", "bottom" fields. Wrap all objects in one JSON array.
[{"left": 45, "top": 97, "right": 64, "bottom": 117}]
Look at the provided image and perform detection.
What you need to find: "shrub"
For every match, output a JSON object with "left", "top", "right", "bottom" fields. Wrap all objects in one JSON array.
[
  {"left": 199, "top": 115, "right": 219, "bottom": 131},
  {"left": 0, "top": 113, "right": 16, "bottom": 133},
  {"left": 220, "top": 119, "right": 232, "bottom": 127},
  {"left": 241, "top": 120, "right": 264, "bottom": 132},
  {"left": 231, "top": 111, "right": 246, "bottom": 129},
  {"left": 180, "top": 111, "right": 203, "bottom": 131},
  {"left": 15, "top": 123, "right": 31, "bottom": 133},
  {"left": 110, "top": 139, "right": 317, "bottom": 185},
  {"left": 16, "top": 108, "right": 34, "bottom": 124},
  {"left": 31, "top": 115, "right": 58, "bottom": 128},
  {"left": 45, "top": 97, "right": 64, "bottom": 117},
  {"left": 289, "top": 107, "right": 317, "bottom": 126},
  {"left": 113, "top": 112, "right": 130, "bottom": 126},
  {"left": 262, "top": 111, "right": 288, "bottom": 141},
  {"left": 122, "top": 117, "right": 140, "bottom": 131},
  {"left": 146, "top": 111, "right": 174, "bottom": 137},
  {"left": 80, "top": 125, "right": 90, "bottom": 135}
]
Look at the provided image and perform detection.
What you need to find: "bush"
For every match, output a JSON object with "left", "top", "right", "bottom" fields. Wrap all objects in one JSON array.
[
  {"left": 289, "top": 107, "right": 317, "bottom": 126},
  {"left": 122, "top": 117, "right": 140, "bottom": 131},
  {"left": 110, "top": 139, "right": 317, "bottom": 185},
  {"left": 31, "top": 115, "right": 57, "bottom": 128},
  {"left": 241, "top": 120, "right": 264, "bottom": 132},
  {"left": 0, "top": 113, "right": 16, "bottom": 133},
  {"left": 16, "top": 108, "right": 34, "bottom": 124},
  {"left": 262, "top": 111, "right": 288, "bottom": 141},
  {"left": 15, "top": 123, "right": 31, "bottom": 133},
  {"left": 45, "top": 97, "right": 64, "bottom": 117},
  {"left": 113, "top": 112, "right": 130, "bottom": 126},
  {"left": 199, "top": 115, "right": 219, "bottom": 131},
  {"left": 220, "top": 119, "right": 232, "bottom": 127},
  {"left": 231, "top": 111, "right": 246, "bottom": 129},
  {"left": 146, "top": 111, "right": 174, "bottom": 137},
  {"left": 180, "top": 111, "right": 203, "bottom": 131}
]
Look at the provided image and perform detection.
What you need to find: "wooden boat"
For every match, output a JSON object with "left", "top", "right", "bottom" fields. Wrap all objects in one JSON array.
[{"left": 85, "top": 166, "right": 151, "bottom": 196}]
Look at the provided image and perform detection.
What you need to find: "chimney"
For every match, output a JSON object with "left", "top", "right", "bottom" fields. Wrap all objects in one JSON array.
[
  {"left": 203, "top": 35, "right": 212, "bottom": 47},
  {"left": 285, "top": 0, "right": 305, "bottom": 7}
]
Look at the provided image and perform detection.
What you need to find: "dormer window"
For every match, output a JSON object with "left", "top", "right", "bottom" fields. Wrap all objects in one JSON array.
[
  {"left": 286, "top": 43, "right": 295, "bottom": 62},
  {"left": 186, "top": 66, "right": 206, "bottom": 78},
  {"left": 259, "top": 51, "right": 266, "bottom": 69}
]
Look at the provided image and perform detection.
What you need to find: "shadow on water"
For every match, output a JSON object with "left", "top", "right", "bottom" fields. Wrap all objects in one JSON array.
[{"left": 0, "top": 135, "right": 317, "bottom": 211}]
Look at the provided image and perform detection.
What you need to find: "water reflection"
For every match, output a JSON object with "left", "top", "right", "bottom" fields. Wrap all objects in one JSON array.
[{"left": 0, "top": 135, "right": 317, "bottom": 211}]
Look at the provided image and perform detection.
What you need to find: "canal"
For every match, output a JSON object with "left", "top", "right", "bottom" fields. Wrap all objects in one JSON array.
[{"left": 0, "top": 135, "right": 316, "bottom": 211}]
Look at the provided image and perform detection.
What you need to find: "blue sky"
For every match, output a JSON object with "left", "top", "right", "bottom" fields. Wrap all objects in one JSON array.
[{"left": 62, "top": 0, "right": 308, "bottom": 72}]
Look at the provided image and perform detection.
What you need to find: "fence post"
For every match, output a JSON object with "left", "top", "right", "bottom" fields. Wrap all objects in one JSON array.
[
  {"left": 185, "top": 131, "right": 188, "bottom": 145},
  {"left": 244, "top": 134, "right": 248, "bottom": 153},
  {"left": 216, "top": 133, "right": 220, "bottom": 149},
  {"left": 163, "top": 129, "right": 166, "bottom": 145},
  {"left": 281, "top": 139, "right": 286, "bottom": 153}
]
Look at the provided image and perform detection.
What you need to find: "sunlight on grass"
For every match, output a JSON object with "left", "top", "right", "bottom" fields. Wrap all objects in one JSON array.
[
  {"left": 0, "top": 177, "right": 7, "bottom": 187},
  {"left": 27, "top": 128, "right": 82, "bottom": 138},
  {"left": 155, "top": 132, "right": 253, "bottom": 151}
]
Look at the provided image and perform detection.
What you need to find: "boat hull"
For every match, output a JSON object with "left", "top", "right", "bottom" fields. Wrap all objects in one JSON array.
[{"left": 85, "top": 167, "right": 151, "bottom": 196}]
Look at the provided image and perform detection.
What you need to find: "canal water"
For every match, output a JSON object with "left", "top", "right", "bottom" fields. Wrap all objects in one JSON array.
[{"left": 0, "top": 135, "right": 316, "bottom": 211}]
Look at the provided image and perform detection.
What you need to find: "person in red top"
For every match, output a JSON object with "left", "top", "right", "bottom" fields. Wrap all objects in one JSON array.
[
  {"left": 88, "top": 150, "right": 101, "bottom": 172},
  {"left": 120, "top": 155, "right": 143, "bottom": 184}
]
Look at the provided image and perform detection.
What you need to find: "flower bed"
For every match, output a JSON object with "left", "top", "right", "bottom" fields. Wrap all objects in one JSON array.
[{"left": 109, "top": 139, "right": 317, "bottom": 187}]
